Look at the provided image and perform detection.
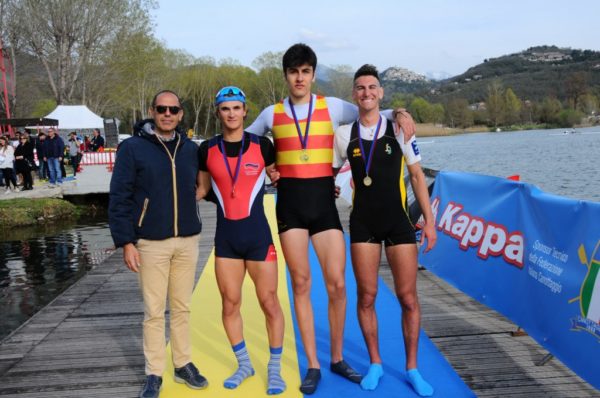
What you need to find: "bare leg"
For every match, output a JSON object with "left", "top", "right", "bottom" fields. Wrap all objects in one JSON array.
[
  {"left": 215, "top": 257, "right": 255, "bottom": 388},
  {"left": 385, "top": 244, "right": 420, "bottom": 369},
  {"left": 247, "top": 259, "right": 286, "bottom": 395},
  {"left": 311, "top": 229, "right": 346, "bottom": 362},
  {"left": 246, "top": 260, "right": 284, "bottom": 348},
  {"left": 385, "top": 244, "right": 433, "bottom": 396},
  {"left": 279, "top": 229, "right": 318, "bottom": 368},
  {"left": 351, "top": 243, "right": 385, "bottom": 390},
  {"left": 351, "top": 243, "right": 382, "bottom": 364},
  {"left": 215, "top": 257, "right": 247, "bottom": 345}
]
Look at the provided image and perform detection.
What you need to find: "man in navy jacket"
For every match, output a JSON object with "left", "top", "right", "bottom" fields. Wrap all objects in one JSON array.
[
  {"left": 109, "top": 90, "right": 207, "bottom": 398},
  {"left": 42, "top": 128, "right": 64, "bottom": 186}
]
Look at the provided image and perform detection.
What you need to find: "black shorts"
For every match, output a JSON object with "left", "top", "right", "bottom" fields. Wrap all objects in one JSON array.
[
  {"left": 349, "top": 211, "right": 416, "bottom": 247},
  {"left": 276, "top": 177, "right": 343, "bottom": 235}
]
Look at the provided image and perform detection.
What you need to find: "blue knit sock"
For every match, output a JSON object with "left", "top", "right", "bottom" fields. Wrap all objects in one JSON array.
[
  {"left": 223, "top": 341, "right": 255, "bottom": 389},
  {"left": 360, "top": 363, "right": 383, "bottom": 390},
  {"left": 407, "top": 368, "right": 434, "bottom": 397},
  {"left": 267, "top": 346, "right": 286, "bottom": 395}
]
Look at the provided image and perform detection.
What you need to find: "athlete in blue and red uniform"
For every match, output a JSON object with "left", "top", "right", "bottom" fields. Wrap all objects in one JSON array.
[{"left": 196, "top": 87, "right": 286, "bottom": 395}]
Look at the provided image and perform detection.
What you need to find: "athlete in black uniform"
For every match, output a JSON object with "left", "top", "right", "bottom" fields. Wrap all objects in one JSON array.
[{"left": 333, "top": 65, "right": 437, "bottom": 397}]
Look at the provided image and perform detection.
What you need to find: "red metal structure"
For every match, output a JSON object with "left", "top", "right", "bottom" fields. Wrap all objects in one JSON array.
[{"left": 0, "top": 37, "right": 14, "bottom": 135}]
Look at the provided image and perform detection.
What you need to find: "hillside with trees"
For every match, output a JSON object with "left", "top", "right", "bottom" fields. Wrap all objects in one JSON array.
[
  {"left": 1, "top": 0, "right": 598, "bottom": 135},
  {"left": 380, "top": 46, "right": 600, "bottom": 129}
]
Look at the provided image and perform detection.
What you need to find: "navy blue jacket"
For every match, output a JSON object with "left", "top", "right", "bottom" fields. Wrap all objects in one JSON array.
[
  {"left": 43, "top": 135, "right": 64, "bottom": 158},
  {"left": 35, "top": 139, "right": 46, "bottom": 159},
  {"left": 108, "top": 120, "right": 201, "bottom": 247}
]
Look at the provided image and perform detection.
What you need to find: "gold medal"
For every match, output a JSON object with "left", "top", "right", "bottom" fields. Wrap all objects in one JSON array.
[
  {"left": 363, "top": 176, "right": 372, "bottom": 186},
  {"left": 300, "top": 151, "right": 309, "bottom": 162}
]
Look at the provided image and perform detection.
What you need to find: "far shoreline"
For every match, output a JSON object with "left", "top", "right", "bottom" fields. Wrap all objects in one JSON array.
[{"left": 416, "top": 122, "right": 599, "bottom": 137}]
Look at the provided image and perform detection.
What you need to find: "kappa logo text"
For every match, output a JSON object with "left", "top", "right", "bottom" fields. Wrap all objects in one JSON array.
[{"left": 435, "top": 199, "right": 524, "bottom": 268}]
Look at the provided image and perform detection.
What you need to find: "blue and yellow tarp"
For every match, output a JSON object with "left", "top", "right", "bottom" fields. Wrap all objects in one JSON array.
[{"left": 161, "top": 195, "right": 473, "bottom": 397}]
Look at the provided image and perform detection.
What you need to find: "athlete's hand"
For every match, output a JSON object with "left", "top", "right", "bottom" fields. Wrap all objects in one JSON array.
[
  {"left": 334, "top": 184, "right": 341, "bottom": 198},
  {"left": 420, "top": 222, "right": 437, "bottom": 253},
  {"left": 123, "top": 243, "right": 141, "bottom": 272},
  {"left": 394, "top": 108, "right": 416, "bottom": 143},
  {"left": 267, "top": 167, "right": 280, "bottom": 187}
]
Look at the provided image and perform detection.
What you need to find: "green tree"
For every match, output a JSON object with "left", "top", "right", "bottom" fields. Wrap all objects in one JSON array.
[
  {"left": 557, "top": 109, "right": 583, "bottom": 127},
  {"left": 408, "top": 97, "right": 433, "bottom": 123},
  {"left": 252, "top": 51, "right": 286, "bottom": 106},
  {"left": 445, "top": 98, "right": 473, "bottom": 128},
  {"left": 176, "top": 58, "right": 217, "bottom": 137},
  {"left": 431, "top": 103, "right": 445, "bottom": 124},
  {"left": 565, "top": 72, "right": 588, "bottom": 110},
  {"left": 539, "top": 97, "right": 562, "bottom": 125},
  {"left": 31, "top": 98, "right": 56, "bottom": 117},
  {"left": 386, "top": 92, "right": 409, "bottom": 110},
  {"left": 577, "top": 93, "right": 598, "bottom": 115},
  {"left": 12, "top": 0, "right": 155, "bottom": 104},
  {"left": 103, "top": 31, "right": 171, "bottom": 127},
  {"left": 503, "top": 88, "right": 522, "bottom": 125},
  {"left": 486, "top": 80, "right": 505, "bottom": 127}
]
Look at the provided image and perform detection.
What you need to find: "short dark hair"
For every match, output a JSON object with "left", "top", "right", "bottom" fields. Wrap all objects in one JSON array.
[
  {"left": 354, "top": 64, "right": 380, "bottom": 83},
  {"left": 38, "top": 132, "right": 46, "bottom": 137},
  {"left": 151, "top": 90, "right": 182, "bottom": 108},
  {"left": 282, "top": 43, "right": 317, "bottom": 73}
]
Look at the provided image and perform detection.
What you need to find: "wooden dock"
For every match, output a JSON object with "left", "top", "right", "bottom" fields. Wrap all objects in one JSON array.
[{"left": 0, "top": 199, "right": 597, "bottom": 397}]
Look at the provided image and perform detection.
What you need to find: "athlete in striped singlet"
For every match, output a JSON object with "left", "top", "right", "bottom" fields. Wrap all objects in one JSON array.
[{"left": 246, "top": 43, "right": 417, "bottom": 394}]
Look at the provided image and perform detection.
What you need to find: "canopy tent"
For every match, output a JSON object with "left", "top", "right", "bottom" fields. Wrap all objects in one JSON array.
[{"left": 40, "top": 105, "right": 104, "bottom": 130}]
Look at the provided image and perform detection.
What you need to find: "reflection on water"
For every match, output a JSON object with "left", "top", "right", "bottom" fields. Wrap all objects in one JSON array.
[{"left": 0, "top": 216, "right": 114, "bottom": 340}]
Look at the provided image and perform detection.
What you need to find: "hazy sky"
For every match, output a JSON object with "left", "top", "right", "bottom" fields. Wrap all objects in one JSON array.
[{"left": 153, "top": 0, "right": 599, "bottom": 78}]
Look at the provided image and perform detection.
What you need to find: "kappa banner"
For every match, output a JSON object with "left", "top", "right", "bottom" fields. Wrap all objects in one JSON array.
[{"left": 420, "top": 171, "right": 600, "bottom": 390}]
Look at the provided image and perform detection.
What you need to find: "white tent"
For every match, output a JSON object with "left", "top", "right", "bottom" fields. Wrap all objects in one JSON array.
[{"left": 43, "top": 105, "right": 104, "bottom": 130}]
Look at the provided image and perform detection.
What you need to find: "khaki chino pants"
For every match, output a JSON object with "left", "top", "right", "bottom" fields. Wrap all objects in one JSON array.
[{"left": 136, "top": 234, "right": 200, "bottom": 376}]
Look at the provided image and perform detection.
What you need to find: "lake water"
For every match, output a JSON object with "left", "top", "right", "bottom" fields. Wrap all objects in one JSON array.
[
  {"left": 1, "top": 126, "right": 599, "bottom": 341},
  {"left": 0, "top": 217, "right": 113, "bottom": 340},
  {"left": 418, "top": 127, "right": 600, "bottom": 202}
]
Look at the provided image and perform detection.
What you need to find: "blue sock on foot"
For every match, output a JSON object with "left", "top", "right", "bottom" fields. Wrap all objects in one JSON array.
[
  {"left": 267, "top": 346, "right": 286, "bottom": 395},
  {"left": 224, "top": 341, "right": 255, "bottom": 389},
  {"left": 407, "top": 368, "right": 434, "bottom": 397},
  {"left": 360, "top": 363, "right": 384, "bottom": 390}
]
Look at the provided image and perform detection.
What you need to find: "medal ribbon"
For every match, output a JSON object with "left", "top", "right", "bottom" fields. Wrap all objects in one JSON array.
[
  {"left": 357, "top": 116, "right": 383, "bottom": 178},
  {"left": 289, "top": 94, "right": 314, "bottom": 152},
  {"left": 219, "top": 132, "right": 246, "bottom": 195}
]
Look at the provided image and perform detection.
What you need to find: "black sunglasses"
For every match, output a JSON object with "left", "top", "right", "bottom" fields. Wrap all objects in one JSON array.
[{"left": 154, "top": 105, "right": 182, "bottom": 115}]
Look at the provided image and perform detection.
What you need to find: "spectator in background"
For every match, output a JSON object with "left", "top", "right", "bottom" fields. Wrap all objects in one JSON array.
[
  {"left": 36, "top": 132, "right": 48, "bottom": 180},
  {"left": 10, "top": 131, "right": 20, "bottom": 148},
  {"left": 60, "top": 145, "right": 67, "bottom": 179},
  {"left": 15, "top": 135, "right": 34, "bottom": 190},
  {"left": 89, "top": 128, "right": 105, "bottom": 152},
  {"left": 43, "top": 128, "right": 65, "bottom": 187},
  {"left": 0, "top": 136, "right": 18, "bottom": 193},
  {"left": 68, "top": 132, "right": 82, "bottom": 178},
  {"left": 83, "top": 135, "right": 91, "bottom": 151}
]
